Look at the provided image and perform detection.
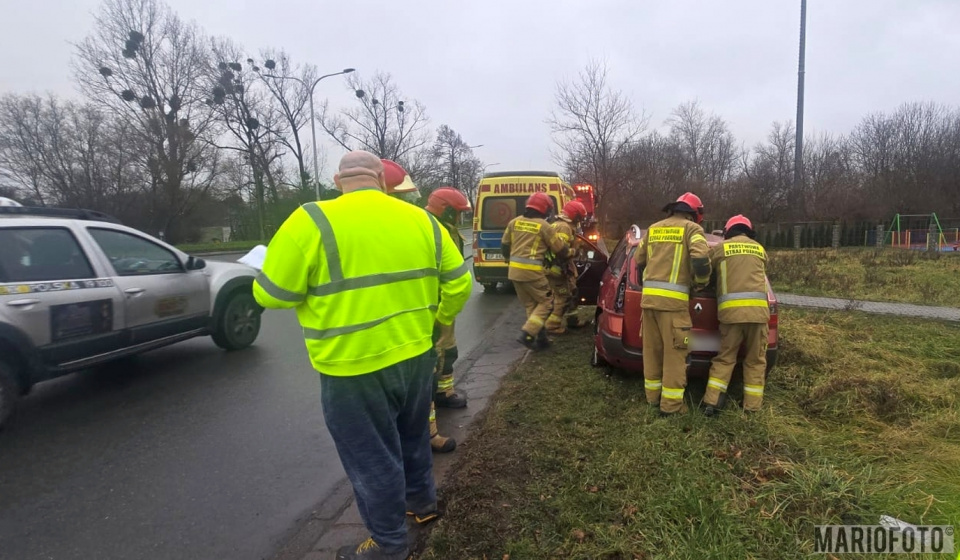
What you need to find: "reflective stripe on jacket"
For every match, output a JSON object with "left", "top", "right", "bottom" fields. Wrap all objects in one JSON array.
[
  {"left": 253, "top": 189, "right": 473, "bottom": 376},
  {"left": 710, "top": 235, "right": 770, "bottom": 324},
  {"left": 500, "top": 216, "right": 567, "bottom": 282},
  {"left": 633, "top": 215, "right": 711, "bottom": 311}
]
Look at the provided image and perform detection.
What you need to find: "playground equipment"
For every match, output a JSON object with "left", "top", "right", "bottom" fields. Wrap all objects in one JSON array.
[{"left": 882, "top": 213, "right": 960, "bottom": 252}]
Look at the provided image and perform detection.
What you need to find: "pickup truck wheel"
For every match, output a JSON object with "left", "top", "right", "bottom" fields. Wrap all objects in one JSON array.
[
  {"left": 0, "top": 359, "right": 19, "bottom": 430},
  {"left": 212, "top": 290, "right": 262, "bottom": 351}
]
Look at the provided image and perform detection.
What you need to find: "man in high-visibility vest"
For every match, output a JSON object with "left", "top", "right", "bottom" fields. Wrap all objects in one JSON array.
[
  {"left": 253, "top": 151, "right": 472, "bottom": 560},
  {"left": 381, "top": 163, "right": 460, "bottom": 454},
  {"left": 703, "top": 215, "right": 770, "bottom": 416},
  {"left": 634, "top": 192, "right": 711, "bottom": 416},
  {"left": 544, "top": 200, "right": 587, "bottom": 335},
  {"left": 501, "top": 192, "right": 571, "bottom": 350}
]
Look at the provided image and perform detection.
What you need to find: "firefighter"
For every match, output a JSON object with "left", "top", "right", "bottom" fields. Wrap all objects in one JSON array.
[
  {"left": 702, "top": 215, "right": 770, "bottom": 416},
  {"left": 425, "top": 187, "right": 472, "bottom": 411},
  {"left": 501, "top": 192, "right": 571, "bottom": 350},
  {"left": 544, "top": 200, "right": 587, "bottom": 335},
  {"left": 382, "top": 160, "right": 458, "bottom": 454},
  {"left": 634, "top": 192, "right": 711, "bottom": 416}
]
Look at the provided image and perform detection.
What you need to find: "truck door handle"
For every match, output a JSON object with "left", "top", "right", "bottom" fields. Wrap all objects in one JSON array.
[
  {"left": 124, "top": 288, "right": 145, "bottom": 295},
  {"left": 6, "top": 298, "right": 41, "bottom": 307}
]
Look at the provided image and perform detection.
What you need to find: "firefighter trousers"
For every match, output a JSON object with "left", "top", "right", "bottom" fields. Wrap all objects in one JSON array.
[
  {"left": 642, "top": 308, "right": 692, "bottom": 414},
  {"left": 432, "top": 320, "right": 458, "bottom": 398},
  {"left": 545, "top": 275, "right": 572, "bottom": 334},
  {"left": 704, "top": 323, "right": 769, "bottom": 411},
  {"left": 513, "top": 276, "right": 553, "bottom": 337}
]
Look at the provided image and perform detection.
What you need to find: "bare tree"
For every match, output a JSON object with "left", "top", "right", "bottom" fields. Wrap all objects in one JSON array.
[
  {"left": 320, "top": 72, "right": 431, "bottom": 162},
  {"left": 548, "top": 60, "right": 647, "bottom": 227},
  {"left": 666, "top": 100, "right": 739, "bottom": 201},
  {"left": 0, "top": 94, "right": 146, "bottom": 219},
  {"left": 429, "top": 125, "right": 484, "bottom": 202},
  {"left": 75, "top": 0, "right": 219, "bottom": 241},
  {"left": 256, "top": 51, "right": 318, "bottom": 189}
]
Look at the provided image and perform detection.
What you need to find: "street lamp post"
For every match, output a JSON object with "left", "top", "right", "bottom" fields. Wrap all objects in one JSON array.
[
  {"left": 264, "top": 67, "right": 355, "bottom": 200},
  {"left": 794, "top": 0, "right": 807, "bottom": 190}
]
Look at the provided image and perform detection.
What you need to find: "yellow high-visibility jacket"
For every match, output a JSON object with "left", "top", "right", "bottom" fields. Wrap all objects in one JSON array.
[
  {"left": 253, "top": 188, "right": 473, "bottom": 376},
  {"left": 633, "top": 215, "right": 711, "bottom": 311},
  {"left": 709, "top": 234, "right": 770, "bottom": 324}
]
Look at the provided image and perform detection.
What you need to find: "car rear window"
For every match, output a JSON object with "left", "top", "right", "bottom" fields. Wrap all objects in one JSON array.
[
  {"left": 480, "top": 195, "right": 561, "bottom": 230},
  {"left": 607, "top": 238, "right": 631, "bottom": 277},
  {"left": 0, "top": 227, "right": 95, "bottom": 283}
]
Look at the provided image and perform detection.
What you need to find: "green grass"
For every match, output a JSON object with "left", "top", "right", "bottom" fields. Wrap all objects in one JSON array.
[
  {"left": 175, "top": 240, "right": 266, "bottom": 254},
  {"left": 416, "top": 309, "right": 960, "bottom": 560},
  {"left": 767, "top": 248, "right": 960, "bottom": 306}
]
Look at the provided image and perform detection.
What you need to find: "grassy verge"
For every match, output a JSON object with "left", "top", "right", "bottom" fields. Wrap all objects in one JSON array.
[
  {"left": 176, "top": 240, "right": 266, "bottom": 254},
  {"left": 417, "top": 309, "right": 960, "bottom": 559},
  {"left": 767, "top": 248, "right": 960, "bottom": 306}
]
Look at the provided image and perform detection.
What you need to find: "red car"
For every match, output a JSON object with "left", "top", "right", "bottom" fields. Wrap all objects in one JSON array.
[{"left": 592, "top": 226, "right": 779, "bottom": 375}]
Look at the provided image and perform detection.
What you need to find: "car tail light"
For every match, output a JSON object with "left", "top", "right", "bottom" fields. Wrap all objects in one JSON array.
[
  {"left": 614, "top": 277, "right": 626, "bottom": 312},
  {"left": 768, "top": 303, "right": 778, "bottom": 328}
]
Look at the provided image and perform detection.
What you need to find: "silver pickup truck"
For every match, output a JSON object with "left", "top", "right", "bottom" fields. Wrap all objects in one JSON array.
[{"left": 0, "top": 207, "right": 262, "bottom": 429}]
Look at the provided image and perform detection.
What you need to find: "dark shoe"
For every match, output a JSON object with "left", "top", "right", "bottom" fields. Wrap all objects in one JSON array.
[
  {"left": 430, "top": 434, "right": 457, "bottom": 453},
  {"left": 406, "top": 504, "right": 441, "bottom": 525},
  {"left": 518, "top": 333, "right": 537, "bottom": 350},
  {"left": 536, "top": 330, "right": 552, "bottom": 349},
  {"left": 434, "top": 392, "right": 467, "bottom": 409},
  {"left": 702, "top": 405, "right": 719, "bottom": 417},
  {"left": 336, "top": 537, "right": 409, "bottom": 560}
]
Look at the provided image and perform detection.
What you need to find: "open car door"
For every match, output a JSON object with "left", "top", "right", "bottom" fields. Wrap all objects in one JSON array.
[{"left": 574, "top": 235, "right": 608, "bottom": 306}]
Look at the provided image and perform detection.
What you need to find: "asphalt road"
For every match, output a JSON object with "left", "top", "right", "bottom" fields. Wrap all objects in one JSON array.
[{"left": 0, "top": 240, "right": 513, "bottom": 560}]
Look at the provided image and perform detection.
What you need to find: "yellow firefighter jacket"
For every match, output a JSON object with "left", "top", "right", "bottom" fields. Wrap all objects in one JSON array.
[
  {"left": 709, "top": 234, "right": 770, "bottom": 324},
  {"left": 252, "top": 189, "right": 473, "bottom": 376},
  {"left": 633, "top": 215, "right": 711, "bottom": 311},
  {"left": 546, "top": 217, "right": 577, "bottom": 278},
  {"left": 501, "top": 216, "right": 569, "bottom": 282}
]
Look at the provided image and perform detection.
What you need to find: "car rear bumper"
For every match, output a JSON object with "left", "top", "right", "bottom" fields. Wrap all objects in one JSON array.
[{"left": 474, "top": 264, "right": 508, "bottom": 285}]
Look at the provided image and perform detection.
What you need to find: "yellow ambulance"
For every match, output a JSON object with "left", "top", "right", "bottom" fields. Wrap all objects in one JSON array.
[{"left": 472, "top": 171, "right": 576, "bottom": 292}]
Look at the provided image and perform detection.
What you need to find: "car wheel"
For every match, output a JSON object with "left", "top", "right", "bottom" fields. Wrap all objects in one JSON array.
[
  {"left": 212, "top": 290, "right": 262, "bottom": 351},
  {"left": 482, "top": 283, "right": 498, "bottom": 294},
  {"left": 590, "top": 342, "right": 609, "bottom": 368},
  {"left": 0, "top": 359, "right": 19, "bottom": 430}
]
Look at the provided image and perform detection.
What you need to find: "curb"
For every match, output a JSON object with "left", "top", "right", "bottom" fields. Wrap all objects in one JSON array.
[{"left": 271, "top": 302, "right": 527, "bottom": 560}]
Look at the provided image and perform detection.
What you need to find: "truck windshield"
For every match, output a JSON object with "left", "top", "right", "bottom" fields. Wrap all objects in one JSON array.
[{"left": 480, "top": 195, "right": 561, "bottom": 230}]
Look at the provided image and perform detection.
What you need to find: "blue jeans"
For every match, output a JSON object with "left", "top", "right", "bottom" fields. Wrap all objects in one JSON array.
[{"left": 320, "top": 350, "right": 437, "bottom": 553}]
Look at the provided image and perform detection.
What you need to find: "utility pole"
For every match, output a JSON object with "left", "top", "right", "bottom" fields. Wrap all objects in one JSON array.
[{"left": 794, "top": 0, "right": 808, "bottom": 190}]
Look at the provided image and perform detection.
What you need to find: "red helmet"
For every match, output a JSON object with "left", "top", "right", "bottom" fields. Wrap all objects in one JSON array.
[
  {"left": 426, "top": 187, "right": 471, "bottom": 216},
  {"left": 525, "top": 192, "right": 554, "bottom": 215},
  {"left": 562, "top": 200, "right": 587, "bottom": 222},
  {"left": 724, "top": 214, "right": 753, "bottom": 233},
  {"left": 663, "top": 192, "right": 704, "bottom": 223},
  {"left": 381, "top": 159, "right": 419, "bottom": 194}
]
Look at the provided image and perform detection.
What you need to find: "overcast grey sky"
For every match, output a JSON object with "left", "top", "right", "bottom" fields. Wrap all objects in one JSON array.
[{"left": 2, "top": 0, "right": 958, "bottom": 177}]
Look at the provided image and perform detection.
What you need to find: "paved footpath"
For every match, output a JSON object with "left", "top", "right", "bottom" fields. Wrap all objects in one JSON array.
[
  {"left": 272, "top": 302, "right": 528, "bottom": 560},
  {"left": 778, "top": 293, "right": 960, "bottom": 322}
]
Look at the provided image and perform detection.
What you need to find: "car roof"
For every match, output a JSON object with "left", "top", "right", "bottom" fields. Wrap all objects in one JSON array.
[{"left": 0, "top": 216, "right": 121, "bottom": 229}]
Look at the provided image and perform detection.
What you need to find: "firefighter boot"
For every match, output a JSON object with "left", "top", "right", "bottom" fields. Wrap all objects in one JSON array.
[
  {"left": 702, "top": 393, "right": 728, "bottom": 417},
  {"left": 336, "top": 538, "right": 409, "bottom": 560},
  {"left": 536, "top": 329, "right": 553, "bottom": 350},
  {"left": 429, "top": 403, "right": 456, "bottom": 453},
  {"left": 517, "top": 331, "right": 537, "bottom": 350},
  {"left": 434, "top": 348, "right": 467, "bottom": 409}
]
